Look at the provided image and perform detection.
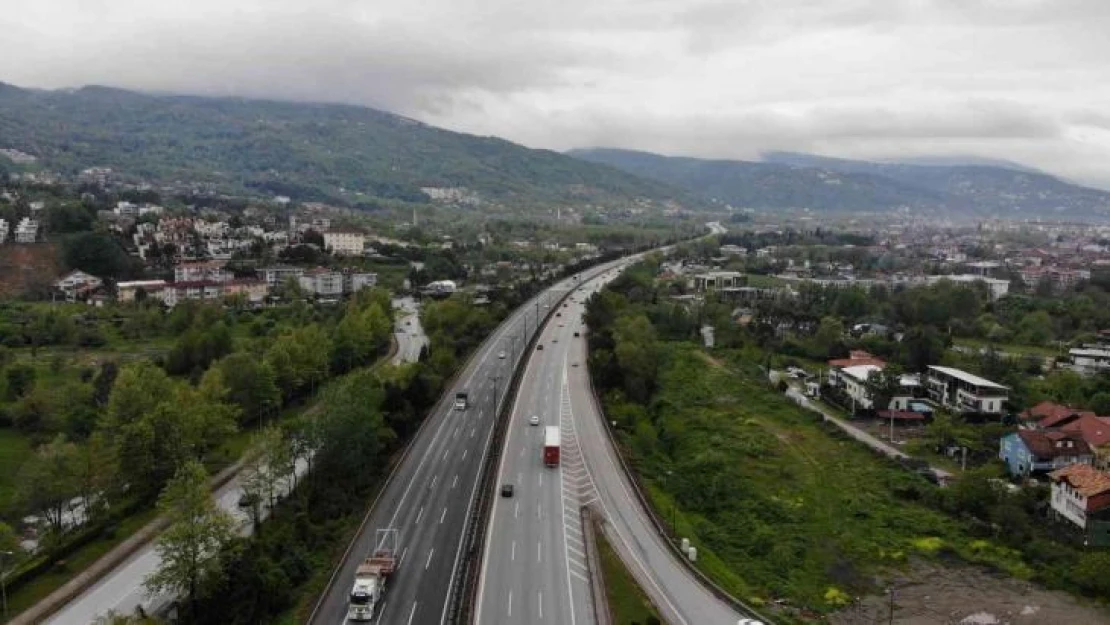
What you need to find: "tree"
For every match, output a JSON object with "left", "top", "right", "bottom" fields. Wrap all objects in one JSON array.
[
  {"left": 869, "top": 364, "right": 906, "bottom": 413},
  {"left": 1091, "top": 392, "right": 1110, "bottom": 417},
  {"left": 208, "top": 354, "right": 281, "bottom": 427},
  {"left": 146, "top": 460, "right": 236, "bottom": 621},
  {"left": 613, "top": 313, "right": 658, "bottom": 403},
  {"left": 46, "top": 201, "right": 95, "bottom": 233},
  {"left": 902, "top": 326, "right": 946, "bottom": 373},
  {"left": 62, "top": 232, "right": 134, "bottom": 279},
  {"left": 18, "top": 436, "right": 80, "bottom": 539},
  {"left": 4, "top": 364, "right": 36, "bottom": 401},
  {"left": 240, "top": 425, "right": 293, "bottom": 533}
]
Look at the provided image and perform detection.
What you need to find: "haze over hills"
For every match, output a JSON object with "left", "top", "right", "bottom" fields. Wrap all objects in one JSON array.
[
  {"left": 0, "top": 82, "right": 698, "bottom": 211},
  {"left": 570, "top": 148, "right": 1110, "bottom": 219}
]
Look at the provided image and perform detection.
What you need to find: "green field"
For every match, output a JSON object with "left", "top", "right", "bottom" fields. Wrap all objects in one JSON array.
[{"left": 608, "top": 343, "right": 1032, "bottom": 618}]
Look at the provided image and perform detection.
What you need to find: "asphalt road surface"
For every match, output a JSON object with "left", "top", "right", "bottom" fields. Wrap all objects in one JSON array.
[
  {"left": 309, "top": 264, "right": 626, "bottom": 625},
  {"left": 490, "top": 271, "right": 750, "bottom": 625}
]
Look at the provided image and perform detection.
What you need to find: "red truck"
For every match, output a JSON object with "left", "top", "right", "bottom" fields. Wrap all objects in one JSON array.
[{"left": 543, "top": 426, "right": 560, "bottom": 467}]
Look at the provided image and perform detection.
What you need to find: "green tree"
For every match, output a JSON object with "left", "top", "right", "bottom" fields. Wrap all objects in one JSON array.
[
  {"left": 613, "top": 313, "right": 658, "bottom": 403},
  {"left": 4, "top": 363, "right": 36, "bottom": 401},
  {"left": 62, "top": 232, "right": 134, "bottom": 279},
  {"left": 145, "top": 459, "right": 236, "bottom": 620},
  {"left": 1017, "top": 310, "right": 1054, "bottom": 346},
  {"left": 18, "top": 436, "right": 80, "bottom": 538},
  {"left": 208, "top": 354, "right": 281, "bottom": 427}
]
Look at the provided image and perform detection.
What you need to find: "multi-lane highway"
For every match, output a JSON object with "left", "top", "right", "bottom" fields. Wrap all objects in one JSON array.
[
  {"left": 474, "top": 292, "right": 598, "bottom": 624},
  {"left": 308, "top": 263, "right": 625, "bottom": 625},
  {"left": 478, "top": 260, "right": 757, "bottom": 625}
]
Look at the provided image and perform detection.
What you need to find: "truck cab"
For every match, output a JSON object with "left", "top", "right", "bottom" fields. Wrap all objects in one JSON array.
[{"left": 454, "top": 392, "right": 469, "bottom": 411}]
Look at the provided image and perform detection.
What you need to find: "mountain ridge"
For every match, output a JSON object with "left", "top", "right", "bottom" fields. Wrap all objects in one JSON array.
[
  {"left": 0, "top": 83, "right": 699, "bottom": 211},
  {"left": 569, "top": 147, "right": 1110, "bottom": 218}
]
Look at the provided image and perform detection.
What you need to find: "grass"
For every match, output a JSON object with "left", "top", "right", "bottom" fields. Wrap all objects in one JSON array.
[
  {"left": 0, "top": 428, "right": 33, "bottom": 511},
  {"left": 596, "top": 526, "right": 663, "bottom": 625},
  {"left": 611, "top": 342, "right": 1030, "bottom": 617},
  {"left": 2, "top": 506, "right": 160, "bottom": 621}
]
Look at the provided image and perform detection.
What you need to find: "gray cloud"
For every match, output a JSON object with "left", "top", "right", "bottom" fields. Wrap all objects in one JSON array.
[{"left": 1, "top": 0, "right": 1109, "bottom": 188}]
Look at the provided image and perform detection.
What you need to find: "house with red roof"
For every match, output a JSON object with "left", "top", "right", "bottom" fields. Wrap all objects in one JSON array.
[
  {"left": 999, "top": 430, "right": 1092, "bottom": 478},
  {"left": 1049, "top": 463, "right": 1110, "bottom": 545}
]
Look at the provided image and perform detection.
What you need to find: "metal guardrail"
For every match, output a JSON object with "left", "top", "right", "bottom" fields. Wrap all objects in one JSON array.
[{"left": 448, "top": 270, "right": 601, "bottom": 624}]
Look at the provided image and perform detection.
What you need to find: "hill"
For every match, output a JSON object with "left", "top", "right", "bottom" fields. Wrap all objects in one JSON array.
[
  {"left": 570, "top": 148, "right": 1110, "bottom": 218},
  {"left": 0, "top": 83, "right": 696, "bottom": 211}
]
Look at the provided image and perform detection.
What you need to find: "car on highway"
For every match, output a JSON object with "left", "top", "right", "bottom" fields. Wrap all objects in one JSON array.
[
  {"left": 529, "top": 415, "right": 540, "bottom": 426},
  {"left": 406, "top": 319, "right": 411, "bottom": 325},
  {"left": 556, "top": 312, "right": 561, "bottom": 317},
  {"left": 573, "top": 331, "right": 580, "bottom": 337},
  {"left": 537, "top": 344, "right": 544, "bottom": 351},
  {"left": 500, "top": 484, "right": 514, "bottom": 497},
  {"left": 498, "top": 351, "right": 506, "bottom": 359},
  {"left": 738, "top": 620, "right": 765, "bottom": 625}
]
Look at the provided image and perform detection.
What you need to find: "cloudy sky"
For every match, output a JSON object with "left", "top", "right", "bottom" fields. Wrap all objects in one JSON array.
[{"left": 4, "top": 0, "right": 1110, "bottom": 187}]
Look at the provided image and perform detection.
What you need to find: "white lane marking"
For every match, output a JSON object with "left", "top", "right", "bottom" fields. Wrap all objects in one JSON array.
[
  {"left": 399, "top": 547, "right": 408, "bottom": 568},
  {"left": 538, "top": 540, "right": 542, "bottom": 563},
  {"left": 462, "top": 448, "right": 468, "bottom": 461},
  {"left": 440, "top": 507, "right": 447, "bottom": 524},
  {"left": 430, "top": 475, "right": 438, "bottom": 489},
  {"left": 539, "top": 591, "right": 544, "bottom": 619},
  {"left": 425, "top": 548, "right": 435, "bottom": 570},
  {"left": 453, "top": 427, "right": 459, "bottom": 439},
  {"left": 507, "top": 591, "right": 513, "bottom": 617},
  {"left": 539, "top": 473, "right": 543, "bottom": 487},
  {"left": 452, "top": 474, "right": 458, "bottom": 489},
  {"left": 443, "top": 448, "right": 450, "bottom": 461},
  {"left": 514, "top": 502, "right": 519, "bottom": 518},
  {"left": 471, "top": 427, "right": 476, "bottom": 438},
  {"left": 407, "top": 602, "right": 418, "bottom": 625},
  {"left": 415, "top": 506, "right": 424, "bottom": 524},
  {"left": 537, "top": 503, "right": 542, "bottom": 518},
  {"left": 511, "top": 540, "right": 516, "bottom": 561}
]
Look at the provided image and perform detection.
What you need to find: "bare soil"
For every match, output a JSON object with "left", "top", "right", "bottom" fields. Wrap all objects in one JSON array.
[{"left": 829, "top": 560, "right": 1110, "bottom": 625}]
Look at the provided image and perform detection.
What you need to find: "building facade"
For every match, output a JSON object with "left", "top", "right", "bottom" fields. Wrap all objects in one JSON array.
[
  {"left": 323, "top": 231, "right": 366, "bottom": 256},
  {"left": 926, "top": 366, "right": 1009, "bottom": 415}
]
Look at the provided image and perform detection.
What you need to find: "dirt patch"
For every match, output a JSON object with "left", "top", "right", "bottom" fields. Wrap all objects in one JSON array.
[
  {"left": 0, "top": 243, "right": 61, "bottom": 297},
  {"left": 695, "top": 350, "right": 725, "bottom": 368},
  {"left": 829, "top": 560, "right": 1110, "bottom": 625}
]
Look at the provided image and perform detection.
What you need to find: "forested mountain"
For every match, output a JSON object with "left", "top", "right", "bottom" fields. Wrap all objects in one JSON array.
[
  {"left": 0, "top": 83, "right": 696, "bottom": 210},
  {"left": 571, "top": 148, "right": 1110, "bottom": 218}
]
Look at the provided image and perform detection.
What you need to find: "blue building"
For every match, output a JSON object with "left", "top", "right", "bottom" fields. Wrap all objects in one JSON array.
[{"left": 999, "top": 430, "right": 1093, "bottom": 478}]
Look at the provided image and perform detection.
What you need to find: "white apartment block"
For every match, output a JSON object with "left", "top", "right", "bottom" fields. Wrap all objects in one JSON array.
[
  {"left": 299, "top": 269, "right": 344, "bottom": 297},
  {"left": 0, "top": 219, "right": 8, "bottom": 243},
  {"left": 323, "top": 231, "right": 366, "bottom": 256},
  {"left": 345, "top": 271, "right": 378, "bottom": 293},
  {"left": 261, "top": 265, "right": 305, "bottom": 288},
  {"left": 925, "top": 366, "right": 1009, "bottom": 415},
  {"left": 174, "top": 261, "right": 232, "bottom": 283},
  {"left": 14, "top": 218, "right": 37, "bottom": 243}
]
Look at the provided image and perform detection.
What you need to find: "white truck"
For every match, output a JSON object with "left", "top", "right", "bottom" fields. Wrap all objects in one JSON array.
[
  {"left": 454, "top": 391, "right": 469, "bottom": 411},
  {"left": 347, "top": 529, "right": 398, "bottom": 622}
]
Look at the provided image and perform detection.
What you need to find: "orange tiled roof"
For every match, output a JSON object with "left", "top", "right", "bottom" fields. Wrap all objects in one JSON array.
[{"left": 1050, "top": 463, "right": 1110, "bottom": 498}]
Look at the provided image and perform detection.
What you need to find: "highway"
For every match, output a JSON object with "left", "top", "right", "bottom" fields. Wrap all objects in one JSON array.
[
  {"left": 474, "top": 291, "right": 600, "bottom": 624},
  {"left": 308, "top": 264, "right": 624, "bottom": 625},
  {"left": 478, "top": 260, "right": 755, "bottom": 625}
]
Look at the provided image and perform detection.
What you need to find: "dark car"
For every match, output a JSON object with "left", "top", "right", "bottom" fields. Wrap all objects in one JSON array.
[
  {"left": 501, "top": 484, "right": 514, "bottom": 497},
  {"left": 537, "top": 344, "right": 544, "bottom": 351},
  {"left": 573, "top": 331, "right": 580, "bottom": 337}
]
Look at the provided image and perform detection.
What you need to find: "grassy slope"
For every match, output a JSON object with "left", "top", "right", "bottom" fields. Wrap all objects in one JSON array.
[
  {"left": 597, "top": 529, "right": 662, "bottom": 625},
  {"left": 624, "top": 343, "right": 1029, "bottom": 616}
]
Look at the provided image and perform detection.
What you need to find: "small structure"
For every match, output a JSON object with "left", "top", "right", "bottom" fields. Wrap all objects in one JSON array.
[
  {"left": 999, "top": 430, "right": 1092, "bottom": 478},
  {"left": 925, "top": 366, "right": 1008, "bottom": 416},
  {"left": 1070, "top": 348, "right": 1110, "bottom": 376},
  {"left": 1048, "top": 463, "right": 1110, "bottom": 546},
  {"left": 55, "top": 270, "right": 103, "bottom": 302}
]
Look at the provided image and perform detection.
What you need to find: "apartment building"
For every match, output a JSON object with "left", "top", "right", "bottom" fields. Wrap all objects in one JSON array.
[
  {"left": 323, "top": 231, "right": 366, "bottom": 256},
  {"left": 926, "top": 366, "right": 1009, "bottom": 416}
]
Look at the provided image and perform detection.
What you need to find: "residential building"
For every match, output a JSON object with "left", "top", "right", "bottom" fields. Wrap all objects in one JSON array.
[
  {"left": 0, "top": 218, "right": 8, "bottom": 242},
  {"left": 261, "top": 265, "right": 305, "bottom": 289},
  {"left": 344, "top": 271, "right": 377, "bottom": 293},
  {"left": 299, "top": 268, "right": 344, "bottom": 298},
  {"left": 174, "top": 261, "right": 231, "bottom": 283},
  {"left": 323, "top": 231, "right": 365, "bottom": 256},
  {"left": 1021, "top": 401, "right": 1091, "bottom": 428},
  {"left": 692, "top": 271, "right": 744, "bottom": 291},
  {"left": 826, "top": 362, "right": 921, "bottom": 413},
  {"left": 162, "top": 280, "right": 225, "bottom": 308},
  {"left": 14, "top": 218, "right": 37, "bottom": 243},
  {"left": 1048, "top": 464, "right": 1110, "bottom": 545},
  {"left": 925, "top": 274, "right": 1010, "bottom": 301},
  {"left": 999, "top": 430, "right": 1092, "bottom": 477},
  {"left": 1070, "top": 348, "right": 1110, "bottom": 376},
  {"left": 117, "top": 280, "right": 168, "bottom": 303},
  {"left": 114, "top": 201, "right": 138, "bottom": 217},
  {"left": 55, "top": 270, "right": 103, "bottom": 302},
  {"left": 925, "top": 366, "right": 1009, "bottom": 415},
  {"left": 1061, "top": 414, "right": 1110, "bottom": 470},
  {"left": 222, "top": 279, "right": 269, "bottom": 305}
]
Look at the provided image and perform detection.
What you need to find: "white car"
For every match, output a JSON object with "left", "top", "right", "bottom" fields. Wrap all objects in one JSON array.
[
  {"left": 738, "top": 620, "right": 765, "bottom": 625},
  {"left": 529, "top": 415, "right": 540, "bottom": 426},
  {"left": 499, "top": 351, "right": 506, "bottom": 359}
]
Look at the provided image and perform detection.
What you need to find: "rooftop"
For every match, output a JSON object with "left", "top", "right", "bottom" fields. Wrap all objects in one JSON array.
[
  {"left": 927, "top": 365, "right": 1008, "bottom": 391},
  {"left": 1049, "top": 463, "right": 1110, "bottom": 498},
  {"left": 1017, "top": 429, "right": 1091, "bottom": 459}
]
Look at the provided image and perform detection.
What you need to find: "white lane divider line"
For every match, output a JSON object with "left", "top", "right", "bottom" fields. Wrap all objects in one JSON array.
[
  {"left": 440, "top": 507, "right": 447, "bottom": 524},
  {"left": 425, "top": 548, "right": 435, "bottom": 570},
  {"left": 452, "top": 474, "right": 458, "bottom": 489},
  {"left": 415, "top": 506, "right": 424, "bottom": 524},
  {"left": 406, "top": 601, "right": 417, "bottom": 625}
]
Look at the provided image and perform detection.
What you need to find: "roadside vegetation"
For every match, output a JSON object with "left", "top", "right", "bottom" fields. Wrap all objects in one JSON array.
[
  {"left": 585, "top": 258, "right": 1110, "bottom": 621},
  {"left": 596, "top": 529, "right": 662, "bottom": 625}
]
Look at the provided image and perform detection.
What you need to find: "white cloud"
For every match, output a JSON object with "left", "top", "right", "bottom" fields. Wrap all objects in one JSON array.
[{"left": 2, "top": 0, "right": 1109, "bottom": 187}]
